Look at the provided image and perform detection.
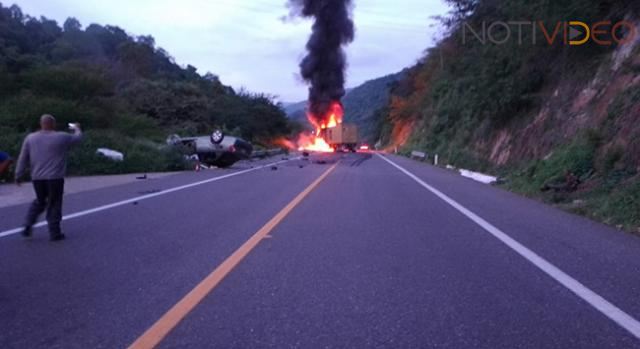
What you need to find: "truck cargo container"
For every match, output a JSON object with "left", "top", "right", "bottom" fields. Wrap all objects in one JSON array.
[{"left": 321, "top": 123, "right": 358, "bottom": 152}]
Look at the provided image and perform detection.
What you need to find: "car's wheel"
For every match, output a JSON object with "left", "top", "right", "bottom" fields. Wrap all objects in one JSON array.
[{"left": 210, "top": 129, "right": 225, "bottom": 144}]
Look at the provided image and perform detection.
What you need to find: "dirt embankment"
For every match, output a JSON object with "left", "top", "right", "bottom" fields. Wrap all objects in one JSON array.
[{"left": 485, "top": 27, "right": 640, "bottom": 170}]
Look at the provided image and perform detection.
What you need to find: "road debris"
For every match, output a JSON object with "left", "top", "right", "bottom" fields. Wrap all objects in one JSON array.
[
  {"left": 459, "top": 169, "right": 498, "bottom": 184},
  {"left": 96, "top": 148, "right": 124, "bottom": 161}
]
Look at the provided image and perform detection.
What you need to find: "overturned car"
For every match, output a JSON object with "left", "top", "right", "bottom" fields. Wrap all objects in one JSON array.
[{"left": 166, "top": 130, "right": 253, "bottom": 168}]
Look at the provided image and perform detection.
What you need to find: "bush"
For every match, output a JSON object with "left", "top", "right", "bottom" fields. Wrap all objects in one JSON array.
[
  {"left": 589, "top": 180, "right": 640, "bottom": 229},
  {"left": 506, "top": 130, "right": 600, "bottom": 195},
  {"left": 66, "top": 130, "right": 188, "bottom": 175},
  {"left": 0, "top": 94, "right": 110, "bottom": 132},
  {"left": 0, "top": 127, "right": 27, "bottom": 159},
  {"left": 21, "top": 65, "right": 114, "bottom": 100}
]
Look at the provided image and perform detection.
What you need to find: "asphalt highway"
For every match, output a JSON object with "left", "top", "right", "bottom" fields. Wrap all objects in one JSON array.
[{"left": 1, "top": 153, "right": 640, "bottom": 348}]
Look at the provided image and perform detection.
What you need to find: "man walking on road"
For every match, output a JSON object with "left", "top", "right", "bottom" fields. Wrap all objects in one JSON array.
[{"left": 15, "top": 114, "right": 83, "bottom": 241}]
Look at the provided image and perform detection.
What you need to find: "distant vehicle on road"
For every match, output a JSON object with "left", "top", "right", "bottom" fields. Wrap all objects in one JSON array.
[
  {"left": 321, "top": 123, "right": 358, "bottom": 152},
  {"left": 167, "top": 130, "right": 253, "bottom": 168}
]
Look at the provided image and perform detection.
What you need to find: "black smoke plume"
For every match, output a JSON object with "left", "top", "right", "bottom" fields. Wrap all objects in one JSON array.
[{"left": 288, "top": 0, "right": 355, "bottom": 124}]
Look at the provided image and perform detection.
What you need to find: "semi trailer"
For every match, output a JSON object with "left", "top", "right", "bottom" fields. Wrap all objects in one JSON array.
[{"left": 321, "top": 123, "right": 358, "bottom": 152}]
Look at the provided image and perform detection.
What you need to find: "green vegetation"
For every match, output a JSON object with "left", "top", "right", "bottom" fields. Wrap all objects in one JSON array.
[
  {"left": 67, "top": 131, "right": 188, "bottom": 175},
  {"left": 0, "top": 3, "right": 294, "bottom": 176},
  {"left": 588, "top": 181, "right": 640, "bottom": 230},
  {"left": 506, "top": 130, "right": 601, "bottom": 196},
  {"left": 368, "top": 0, "right": 640, "bottom": 231},
  {"left": 341, "top": 72, "right": 404, "bottom": 143},
  {"left": 506, "top": 137, "right": 639, "bottom": 231},
  {"left": 379, "top": 0, "right": 621, "bottom": 156}
]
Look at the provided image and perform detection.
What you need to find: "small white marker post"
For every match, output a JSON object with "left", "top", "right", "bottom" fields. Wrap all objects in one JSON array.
[{"left": 434, "top": 154, "right": 439, "bottom": 166}]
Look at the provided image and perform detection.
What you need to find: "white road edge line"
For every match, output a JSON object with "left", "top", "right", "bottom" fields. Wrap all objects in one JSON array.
[
  {"left": 0, "top": 159, "right": 293, "bottom": 239},
  {"left": 376, "top": 153, "right": 640, "bottom": 341}
]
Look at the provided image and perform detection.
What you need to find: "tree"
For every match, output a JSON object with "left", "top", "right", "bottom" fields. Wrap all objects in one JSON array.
[
  {"left": 137, "top": 35, "right": 155, "bottom": 48},
  {"left": 0, "top": 1, "right": 293, "bottom": 152},
  {"left": 204, "top": 72, "right": 219, "bottom": 82},
  {"left": 63, "top": 17, "right": 81, "bottom": 32},
  {"left": 438, "top": 0, "right": 480, "bottom": 30},
  {"left": 8, "top": 4, "right": 24, "bottom": 22}
]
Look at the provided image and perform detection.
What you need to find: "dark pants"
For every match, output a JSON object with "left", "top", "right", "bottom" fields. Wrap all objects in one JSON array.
[{"left": 25, "top": 179, "right": 64, "bottom": 236}]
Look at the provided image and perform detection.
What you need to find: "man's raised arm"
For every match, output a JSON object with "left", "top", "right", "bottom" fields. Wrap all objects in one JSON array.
[{"left": 68, "top": 123, "right": 83, "bottom": 145}]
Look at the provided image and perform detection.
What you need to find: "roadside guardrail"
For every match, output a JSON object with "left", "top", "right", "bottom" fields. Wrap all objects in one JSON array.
[{"left": 251, "top": 148, "right": 286, "bottom": 159}]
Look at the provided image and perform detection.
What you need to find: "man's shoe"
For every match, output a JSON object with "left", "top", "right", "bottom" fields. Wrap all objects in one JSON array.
[
  {"left": 21, "top": 227, "right": 32, "bottom": 238},
  {"left": 50, "top": 234, "right": 66, "bottom": 242}
]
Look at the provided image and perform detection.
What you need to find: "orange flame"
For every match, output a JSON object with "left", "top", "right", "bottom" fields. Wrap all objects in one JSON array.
[
  {"left": 297, "top": 133, "right": 334, "bottom": 152},
  {"left": 273, "top": 137, "right": 296, "bottom": 150},
  {"left": 297, "top": 101, "right": 344, "bottom": 153}
]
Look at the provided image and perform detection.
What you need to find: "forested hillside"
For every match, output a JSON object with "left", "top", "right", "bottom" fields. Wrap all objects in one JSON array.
[
  {"left": 342, "top": 72, "right": 404, "bottom": 143},
  {"left": 0, "top": 3, "right": 292, "bottom": 175},
  {"left": 374, "top": 0, "right": 640, "bottom": 231}
]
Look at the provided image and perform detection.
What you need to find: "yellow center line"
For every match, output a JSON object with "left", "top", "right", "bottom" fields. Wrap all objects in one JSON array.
[{"left": 128, "top": 163, "right": 338, "bottom": 349}]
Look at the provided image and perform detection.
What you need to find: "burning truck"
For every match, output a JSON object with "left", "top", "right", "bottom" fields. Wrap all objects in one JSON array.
[
  {"left": 298, "top": 102, "right": 358, "bottom": 153},
  {"left": 321, "top": 123, "right": 358, "bottom": 152},
  {"left": 288, "top": 0, "right": 356, "bottom": 153}
]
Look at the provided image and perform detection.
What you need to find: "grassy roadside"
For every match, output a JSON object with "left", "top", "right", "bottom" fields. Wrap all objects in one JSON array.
[
  {"left": 502, "top": 132, "right": 640, "bottom": 233},
  {"left": 397, "top": 133, "right": 640, "bottom": 234},
  {"left": 0, "top": 129, "right": 190, "bottom": 181}
]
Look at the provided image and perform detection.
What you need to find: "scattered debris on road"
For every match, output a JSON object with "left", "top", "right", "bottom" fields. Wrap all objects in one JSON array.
[
  {"left": 459, "top": 169, "right": 498, "bottom": 185},
  {"left": 138, "top": 189, "right": 161, "bottom": 195},
  {"left": 96, "top": 148, "right": 124, "bottom": 161}
]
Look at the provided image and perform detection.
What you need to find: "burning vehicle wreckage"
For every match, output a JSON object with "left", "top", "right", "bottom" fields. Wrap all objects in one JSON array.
[
  {"left": 166, "top": 130, "right": 253, "bottom": 168},
  {"left": 297, "top": 102, "right": 359, "bottom": 153},
  {"left": 289, "top": 0, "right": 358, "bottom": 154}
]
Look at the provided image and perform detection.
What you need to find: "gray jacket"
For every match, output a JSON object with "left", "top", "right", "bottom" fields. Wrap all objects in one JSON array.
[{"left": 15, "top": 129, "right": 83, "bottom": 180}]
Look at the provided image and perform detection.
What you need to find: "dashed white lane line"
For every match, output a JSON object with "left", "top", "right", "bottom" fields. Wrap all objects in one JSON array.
[
  {"left": 0, "top": 159, "right": 292, "bottom": 239},
  {"left": 377, "top": 153, "right": 640, "bottom": 341}
]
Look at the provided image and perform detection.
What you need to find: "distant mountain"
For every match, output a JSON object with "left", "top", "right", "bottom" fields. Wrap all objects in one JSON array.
[
  {"left": 341, "top": 72, "right": 405, "bottom": 143},
  {"left": 342, "top": 73, "right": 403, "bottom": 122},
  {"left": 283, "top": 100, "right": 307, "bottom": 122}
]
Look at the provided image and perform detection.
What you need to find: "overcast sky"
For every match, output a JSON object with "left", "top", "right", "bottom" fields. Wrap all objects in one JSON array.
[{"left": 10, "top": 0, "right": 449, "bottom": 102}]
